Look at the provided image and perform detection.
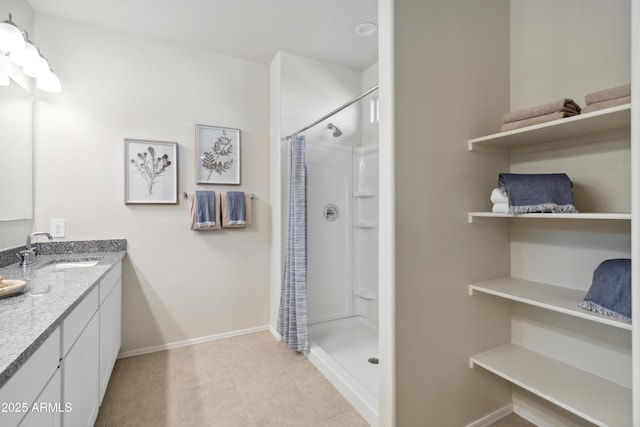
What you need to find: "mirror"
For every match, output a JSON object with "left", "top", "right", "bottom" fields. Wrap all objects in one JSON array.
[{"left": 0, "top": 74, "right": 33, "bottom": 249}]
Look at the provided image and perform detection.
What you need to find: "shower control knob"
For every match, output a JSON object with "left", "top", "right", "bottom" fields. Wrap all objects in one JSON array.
[{"left": 324, "top": 204, "right": 339, "bottom": 221}]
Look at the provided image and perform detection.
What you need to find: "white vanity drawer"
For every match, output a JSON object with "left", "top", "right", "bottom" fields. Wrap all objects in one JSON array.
[
  {"left": 0, "top": 327, "right": 61, "bottom": 427},
  {"left": 99, "top": 262, "right": 121, "bottom": 305},
  {"left": 62, "top": 286, "right": 98, "bottom": 357}
]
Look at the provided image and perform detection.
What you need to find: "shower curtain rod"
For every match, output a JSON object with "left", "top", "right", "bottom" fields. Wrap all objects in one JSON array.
[{"left": 285, "top": 84, "right": 379, "bottom": 140}]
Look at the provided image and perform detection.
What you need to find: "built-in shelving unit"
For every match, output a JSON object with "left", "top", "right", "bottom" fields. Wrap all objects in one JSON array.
[
  {"left": 468, "top": 104, "right": 630, "bottom": 152},
  {"left": 468, "top": 102, "right": 634, "bottom": 425},
  {"left": 469, "top": 277, "right": 631, "bottom": 331},
  {"left": 470, "top": 344, "right": 632, "bottom": 427}
]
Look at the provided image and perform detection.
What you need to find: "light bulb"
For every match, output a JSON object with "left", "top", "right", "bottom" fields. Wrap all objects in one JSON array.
[
  {"left": 36, "top": 69, "right": 61, "bottom": 93},
  {"left": 10, "top": 40, "right": 40, "bottom": 68},
  {"left": 0, "top": 15, "right": 26, "bottom": 55},
  {"left": 23, "top": 55, "right": 49, "bottom": 79}
]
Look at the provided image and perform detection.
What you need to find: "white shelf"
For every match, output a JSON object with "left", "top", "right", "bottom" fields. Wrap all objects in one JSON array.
[
  {"left": 469, "top": 277, "right": 632, "bottom": 331},
  {"left": 470, "top": 343, "right": 632, "bottom": 427},
  {"left": 468, "top": 212, "right": 631, "bottom": 223},
  {"left": 468, "top": 104, "right": 631, "bottom": 152}
]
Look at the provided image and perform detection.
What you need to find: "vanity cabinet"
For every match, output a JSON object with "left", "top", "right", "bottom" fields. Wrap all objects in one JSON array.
[
  {"left": 19, "top": 369, "right": 62, "bottom": 427},
  {"left": 0, "top": 328, "right": 60, "bottom": 427},
  {"left": 61, "top": 261, "right": 122, "bottom": 427},
  {"left": 98, "top": 263, "right": 122, "bottom": 402},
  {"left": 0, "top": 259, "right": 123, "bottom": 427},
  {"left": 61, "top": 287, "right": 99, "bottom": 427}
]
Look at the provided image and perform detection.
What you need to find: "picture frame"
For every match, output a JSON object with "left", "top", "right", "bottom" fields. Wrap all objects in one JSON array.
[
  {"left": 195, "top": 124, "right": 241, "bottom": 185},
  {"left": 125, "top": 139, "right": 178, "bottom": 204}
]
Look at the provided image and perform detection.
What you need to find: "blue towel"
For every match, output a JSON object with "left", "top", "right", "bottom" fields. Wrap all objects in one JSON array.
[
  {"left": 578, "top": 259, "right": 631, "bottom": 323},
  {"left": 227, "top": 191, "right": 246, "bottom": 225},
  {"left": 195, "top": 191, "right": 217, "bottom": 227},
  {"left": 498, "top": 173, "right": 578, "bottom": 214}
]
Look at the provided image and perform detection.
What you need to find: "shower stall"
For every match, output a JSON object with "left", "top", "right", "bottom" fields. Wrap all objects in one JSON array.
[{"left": 281, "top": 86, "right": 380, "bottom": 425}]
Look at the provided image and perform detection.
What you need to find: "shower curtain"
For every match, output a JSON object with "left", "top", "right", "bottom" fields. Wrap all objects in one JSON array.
[{"left": 277, "top": 135, "right": 309, "bottom": 352}]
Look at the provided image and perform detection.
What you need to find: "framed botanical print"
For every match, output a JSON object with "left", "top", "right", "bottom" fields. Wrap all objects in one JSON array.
[
  {"left": 125, "top": 139, "right": 178, "bottom": 204},
  {"left": 196, "top": 124, "right": 240, "bottom": 185}
]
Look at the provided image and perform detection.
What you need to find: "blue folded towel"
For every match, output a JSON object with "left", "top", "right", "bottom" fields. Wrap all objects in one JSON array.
[
  {"left": 498, "top": 173, "right": 578, "bottom": 214},
  {"left": 227, "top": 191, "right": 246, "bottom": 225},
  {"left": 195, "top": 191, "right": 217, "bottom": 227},
  {"left": 578, "top": 259, "right": 631, "bottom": 323}
]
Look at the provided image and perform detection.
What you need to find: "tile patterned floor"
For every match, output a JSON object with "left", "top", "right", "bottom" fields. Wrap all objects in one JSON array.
[{"left": 95, "top": 331, "right": 369, "bottom": 427}]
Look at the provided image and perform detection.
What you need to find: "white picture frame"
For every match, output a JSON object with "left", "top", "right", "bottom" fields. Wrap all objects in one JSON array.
[
  {"left": 196, "top": 124, "right": 241, "bottom": 185},
  {"left": 125, "top": 139, "right": 178, "bottom": 204}
]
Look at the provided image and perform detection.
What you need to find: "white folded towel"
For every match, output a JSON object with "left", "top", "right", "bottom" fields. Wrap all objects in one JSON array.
[
  {"left": 490, "top": 188, "right": 508, "bottom": 204},
  {"left": 492, "top": 203, "right": 509, "bottom": 213}
]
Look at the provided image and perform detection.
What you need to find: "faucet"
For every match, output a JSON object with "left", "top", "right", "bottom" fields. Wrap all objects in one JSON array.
[{"left": 17, "top": 232, "right": 53, "bottom": 267}]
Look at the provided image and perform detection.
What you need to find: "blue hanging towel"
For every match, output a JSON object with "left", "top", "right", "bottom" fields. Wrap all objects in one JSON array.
[
  {"left": 227, "top": 191, "right": 246, "bottom": 225},
  {"left": 195, "top": 191, "right": 217, "bottom": 228}
]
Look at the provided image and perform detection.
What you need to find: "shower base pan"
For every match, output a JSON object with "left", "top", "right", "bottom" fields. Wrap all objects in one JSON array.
[{"left": 307, "top": 316, "right": 379, "bottom": 426}]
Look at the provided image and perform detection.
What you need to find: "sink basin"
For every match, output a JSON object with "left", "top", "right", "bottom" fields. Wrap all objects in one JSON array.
[
  {"left": 54, "top": 260, "right": 100, "bottom": 269},
  {"left": 36, "top": 257, "right": 102, "bottom": 270}
]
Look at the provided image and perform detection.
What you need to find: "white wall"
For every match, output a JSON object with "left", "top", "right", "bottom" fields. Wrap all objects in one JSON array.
[
  {"left": 510, "top": 0, "right": 631, "bottom": 111},
  {"left": 392, "top": 0, "right": 512, "bottom": 425},
  {"left": 33, "top": 14, "right": 271, "bottom": 354}
]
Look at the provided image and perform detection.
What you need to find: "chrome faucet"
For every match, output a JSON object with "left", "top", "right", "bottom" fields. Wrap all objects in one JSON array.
[{"left": 17, "top": 232, "right": 53, "bottom": 267}]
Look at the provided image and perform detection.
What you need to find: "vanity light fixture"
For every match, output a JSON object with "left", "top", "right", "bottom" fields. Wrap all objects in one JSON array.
[
  {"left": 9, "top": 35, "right": 41, "bottom": 68},
  {"left": 36, "top": 67, "right": 61, "bottom": 93},
  {"left": 0, "top": 13, "right": 61, "bottom": 93},
  {"left": 0, "top": 14, "right": 25, "bottom": 55}
]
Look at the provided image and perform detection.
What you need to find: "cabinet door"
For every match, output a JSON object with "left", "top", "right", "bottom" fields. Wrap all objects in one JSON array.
[
  {"left": 99, "top": 280, "right": 121, "bottom": 402},
  {"left": 19, "top": 369, "right": 61, "bottom": 427},
  {"left": 62, "top": 313, "right": 99, "bottom": 427}
]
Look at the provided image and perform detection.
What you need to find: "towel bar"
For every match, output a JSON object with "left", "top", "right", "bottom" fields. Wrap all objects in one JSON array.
[{"left": 183, "top": 192, "right": 255, "bottom": 200}]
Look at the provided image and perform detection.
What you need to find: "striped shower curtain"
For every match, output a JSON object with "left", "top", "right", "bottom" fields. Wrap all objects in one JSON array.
[{"left": 277, "top": 135, "right": 309, "bottom": 352}]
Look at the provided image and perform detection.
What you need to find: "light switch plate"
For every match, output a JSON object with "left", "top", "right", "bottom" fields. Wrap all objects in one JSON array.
[{"left": 50, "top": 218, "right": 65, "bottom": 238}]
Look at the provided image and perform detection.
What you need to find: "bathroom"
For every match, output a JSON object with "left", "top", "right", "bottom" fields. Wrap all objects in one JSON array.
[{"left": 0, "top": 0, "right": 638, "bottom": 426}]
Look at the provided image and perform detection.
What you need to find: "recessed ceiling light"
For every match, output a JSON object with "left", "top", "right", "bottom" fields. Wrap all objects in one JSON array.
[{"left": 355, "top": 22, "right": 378, "bottom": 37}]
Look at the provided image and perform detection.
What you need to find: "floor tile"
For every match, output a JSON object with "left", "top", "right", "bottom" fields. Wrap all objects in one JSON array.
[{"left": 96, "top": 332, "right": 368, "bottom": 426}]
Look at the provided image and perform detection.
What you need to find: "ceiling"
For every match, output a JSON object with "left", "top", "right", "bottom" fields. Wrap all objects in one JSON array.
[{"left": 27, "top": 0, "right": 378, "bottom": 70}]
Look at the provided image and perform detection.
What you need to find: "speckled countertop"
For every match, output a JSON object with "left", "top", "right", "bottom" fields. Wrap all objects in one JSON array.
[{"left": 0, "top": 241, "right": 126, "bottom": 388}]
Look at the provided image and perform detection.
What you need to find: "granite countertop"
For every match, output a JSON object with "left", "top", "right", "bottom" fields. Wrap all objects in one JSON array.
[{"left": 0, "top": 242, "right": 126, "bottom": 388}]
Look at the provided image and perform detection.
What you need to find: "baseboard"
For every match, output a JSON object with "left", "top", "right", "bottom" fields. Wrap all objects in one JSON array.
[
  {"left": 465, "top": 404, "right": 513, "bottom": 427},
  {"left": 117, "top": 324, "right": 270, "bottom": 358},
  {"left": 268, "top": 324, "right": 282, "bottom": 341}
]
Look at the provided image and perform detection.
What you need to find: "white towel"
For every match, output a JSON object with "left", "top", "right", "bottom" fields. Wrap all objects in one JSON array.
[
  {"left": 490, "top": 188, "right": 508, "bottom": 204},
  {"left": 492, "top": 203, "right": 508, "bottom": 213}
]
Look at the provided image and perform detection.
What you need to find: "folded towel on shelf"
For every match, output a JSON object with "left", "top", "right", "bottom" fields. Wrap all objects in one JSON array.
[
  {"left": 502, "top": 98, "right": 581, "bottom": 124},
  {"left": 188, "top": 191, "right": 221, "bottom": 230},
  {"left": 221, "top": 192, "right": 252, "bottom": 228},
  {"left": 490, "top": 188, "right": 508, "bottom": 204},
  {"left": 577, "top": 259, "right": 631, "bottom": 323},
  {"left": 584, "top": 83, "right": 631, "bottom": 105},
  {"left": 498, "top": 173, "right": 578, "bottom": 214},
  {"left": 492, "top": 203, "right": 508, "bottom": 213},
  {"left": 501, "top": 111, "right": 579, "bottom": 132},
  {"left": 581, "top": 96, "right": 631, "bottom": 114}
]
